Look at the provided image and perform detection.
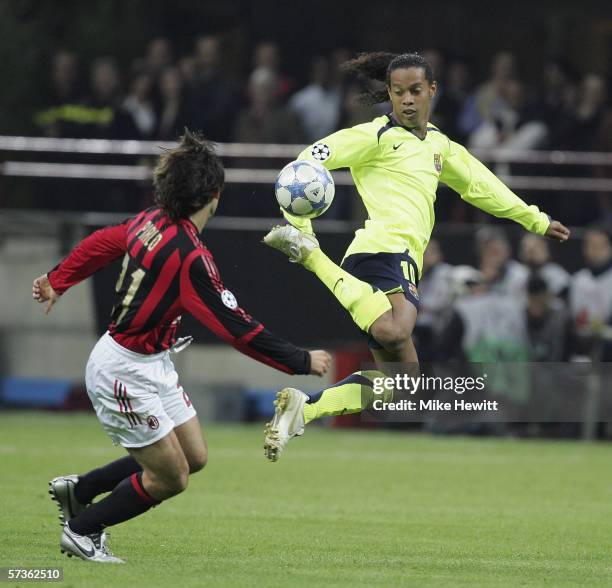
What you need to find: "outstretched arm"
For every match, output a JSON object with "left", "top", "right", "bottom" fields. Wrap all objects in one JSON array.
[
  {"left": 33, "top": 220, "right": 130, "bottom": 313},
  {"left": 180, "top": 250, "right": 331, "bottom": 376},
  {"left": 440, "top": 140, "right": 570, "bottom": 242}
]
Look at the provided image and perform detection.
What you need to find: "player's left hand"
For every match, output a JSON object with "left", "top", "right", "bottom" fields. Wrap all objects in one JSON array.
[
  {"left": 32, "top": 274, "right": 59, "bottom": 314},
  {"left": 544, "top": 220, "right": 570, "bottom": 243}
]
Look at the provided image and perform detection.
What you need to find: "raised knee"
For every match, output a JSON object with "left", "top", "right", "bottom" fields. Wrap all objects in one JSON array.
[
  {"left": 161, "top": 464, "right": 190, "bottom": 496},
  {"left": 371, "top": 322, "right": 409, "bottom": 354},
  {"left": 169, "top": 471, "right": 189, "bottom": 495},
  {"left": 189, "top": 451, "right": 208, "bottom": 474}
]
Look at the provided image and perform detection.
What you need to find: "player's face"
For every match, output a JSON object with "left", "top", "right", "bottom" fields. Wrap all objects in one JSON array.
[{"left": 387, "top": 67, "right": 436, "bottom": 130}]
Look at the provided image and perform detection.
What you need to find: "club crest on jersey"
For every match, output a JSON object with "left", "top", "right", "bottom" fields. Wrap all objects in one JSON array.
[
  {"left": 221, "top": 289, "right": 238, "bottom": 310},
  {"left": 433, "top": 153, "right": 442, "bottom": 173},
  {"left": 311, "top": 143, "right": 331, "bottom": 161}
]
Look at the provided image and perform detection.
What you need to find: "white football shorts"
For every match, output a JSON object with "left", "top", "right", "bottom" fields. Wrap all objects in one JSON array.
[{"left": 85, "top": 331, "right": 197, "bottom": 448}]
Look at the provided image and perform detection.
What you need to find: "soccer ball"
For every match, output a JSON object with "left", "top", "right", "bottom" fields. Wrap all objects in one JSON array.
[{"left": 274, "top": 160, "right": 335, "bottom": 218}]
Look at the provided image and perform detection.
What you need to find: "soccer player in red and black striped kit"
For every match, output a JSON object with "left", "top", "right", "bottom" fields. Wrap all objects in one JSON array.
[{"left": 32, "top": 130, "right": 331, "bottom": 563}]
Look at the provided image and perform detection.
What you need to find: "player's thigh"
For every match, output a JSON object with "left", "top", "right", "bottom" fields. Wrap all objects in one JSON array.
[{"left": 174, "top": 416, "right": 208, "bottom": 473}]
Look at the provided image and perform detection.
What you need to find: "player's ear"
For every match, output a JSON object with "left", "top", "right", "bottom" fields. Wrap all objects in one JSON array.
[{"left": 429, "top": 80, "right": 437, "bottom": 97}]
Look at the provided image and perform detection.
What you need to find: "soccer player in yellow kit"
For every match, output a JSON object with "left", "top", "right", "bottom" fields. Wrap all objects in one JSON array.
[{"left": 263, "top": 52, "right": 570, "bottom": 461}]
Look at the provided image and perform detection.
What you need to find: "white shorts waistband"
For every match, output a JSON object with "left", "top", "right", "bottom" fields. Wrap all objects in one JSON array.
[{"left": 100, "top": 331, "right": 168, "bottom": 363}]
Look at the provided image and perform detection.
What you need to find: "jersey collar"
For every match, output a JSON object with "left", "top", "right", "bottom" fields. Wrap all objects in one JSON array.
[{"left": 383, "top": 113, "right": 437, "bottom": 142}]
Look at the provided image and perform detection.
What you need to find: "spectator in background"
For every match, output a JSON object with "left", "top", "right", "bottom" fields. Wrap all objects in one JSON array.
[
  {"left": 84, "top": 57, "right": 138, "bottom": 138},
  {"left": 475, "top": 226, "right": 528, "bottom": 298},
  {"left": 519, "top": 233, "right": 570, "bottom": 297},
  {"left": 555, "top": 74, "right": 608, "bottom": 225},
  {"left": 537, "top": 56, "right": 576, "bottom": 143},
  {"left": 594, "top": 104, "right": 612, "bottom": 230},
  {"left": 414, "top": 238, "right": 453, "bottom": 361},
  {"left": 185, "top": 35, "right": 242, "bottom": 141},
  {"left": 156, "top": 67, "right": 189, "bottom": 140},
  {"left": 289, "top": 55, "right": 341, "bottom": 142},
  {"left": 459, "top": 51, "right": 517, "bottom": 137},
  {"left": 253, "top": 41, "right": 294, "bottom": 100},
  {"left": 178, "top": 55, "right": 196, "bottom": 84},
  {"left": 123, "top": 69, "right": 157, "bottom": 139},
  {"left": 569, "top": 226, "right": 612, "bottom": 360},
  {"left": 35, "top": 50, "right": 86, "bottom": 137},
  {"left": 525, "top": 274, "right": 572, "bottom": 361},
  {"left": 570, "top": 74, "right": 607, "bottom": 151},
  {"left": 432, "top": 56, "right": 472, "bottom": 142},
  {"left": 421, "top": 49, "right": 447, "bottom": 128},
  {"left": 436, "top": 265, "right": 528, "bottom": 362},
  {"left": 468, "top": 79, "right": 548, "bottom": 174},
  {"left": 145, "top": 37, "right": 173, "bottom": 79},
  {"left": 233, "top": 67, "right": 304, "bottom": 144}
]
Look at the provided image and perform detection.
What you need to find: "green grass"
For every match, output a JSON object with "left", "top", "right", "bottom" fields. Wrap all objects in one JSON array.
[{"left": 0, "top": 412, "right": 610, "bottom": 587}]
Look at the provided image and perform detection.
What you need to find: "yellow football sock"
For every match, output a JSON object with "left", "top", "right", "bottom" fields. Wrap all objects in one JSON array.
[
  {"left": 303, "top": 248, "right": 391, "bottom": 332},
  {"left": 303, "top": 370, "right": 392, "bottom": 424}
]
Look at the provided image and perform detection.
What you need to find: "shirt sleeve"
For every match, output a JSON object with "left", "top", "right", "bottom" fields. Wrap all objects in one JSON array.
[
  {"left": 440, "top": 140, "right": 550, "bottom": 235},
  {"left": 47, "top": 220, "right": 130, "bottom": 295},
  {"left": 282, "top": 123, "right": 379, "bottom": 233},
  {"left": 179, "top": 250, "right": 311, "bottom": 375}
]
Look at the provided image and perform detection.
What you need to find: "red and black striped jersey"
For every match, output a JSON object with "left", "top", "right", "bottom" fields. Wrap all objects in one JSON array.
[{"left": 48, "top": 207, "right": 310, "bottom": 375}]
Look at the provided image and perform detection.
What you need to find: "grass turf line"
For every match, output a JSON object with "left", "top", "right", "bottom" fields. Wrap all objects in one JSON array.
[{"left": 0, "top": 412, "right": 610, "bottom": 587}]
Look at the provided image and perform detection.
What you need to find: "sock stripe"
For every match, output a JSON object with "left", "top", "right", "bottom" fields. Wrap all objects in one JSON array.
[
  {"left": 308, "top": 373, "right": 373, "bottom": 404},
  {"left": 130, "top": 473, "right": 159, "bottom": 506}
]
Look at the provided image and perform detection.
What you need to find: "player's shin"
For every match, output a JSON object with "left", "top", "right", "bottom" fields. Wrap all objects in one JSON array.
[
  {"left": 303, "top": 249, "right": 391, "bottom": 332},
  {"left": 303, "top": 370, "right": 390, "bottom": 423},
  {"left": 75, "top": 456, "right": 143, "bottom": 504},
  {"left": 68, "top": 472, "right": 160, "bottom": 536}
]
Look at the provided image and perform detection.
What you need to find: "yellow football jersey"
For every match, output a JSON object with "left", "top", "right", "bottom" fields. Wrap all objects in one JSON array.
[{"left": 284, "top": 114, "right": 550, "bottom": 275}]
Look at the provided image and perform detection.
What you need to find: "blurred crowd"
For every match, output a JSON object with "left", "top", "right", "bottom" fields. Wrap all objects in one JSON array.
[
  {"left": 31, "top": 36, "right": 612, "bottom": 225},
  {"left": 36, "top": 38, "right": 611, "bottom": 150},
  {"left": 415, "top": 225, "right": 612, "bottom": 364}
]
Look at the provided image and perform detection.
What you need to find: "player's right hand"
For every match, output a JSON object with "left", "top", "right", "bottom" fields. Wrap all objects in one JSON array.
[
  {"left": 32, "top": 274, "right": 59, "bottom": 314},
  {"left": 545, "top": 220, "right": 570, "bottom": 243},
  {"left": 309, "top": 350, "right": 332, "bottom": 376}
]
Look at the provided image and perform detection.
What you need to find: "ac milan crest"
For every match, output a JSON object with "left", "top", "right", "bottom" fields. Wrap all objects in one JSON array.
[{"left": 147, "top": 415, "right": 160, "bottom": 430}]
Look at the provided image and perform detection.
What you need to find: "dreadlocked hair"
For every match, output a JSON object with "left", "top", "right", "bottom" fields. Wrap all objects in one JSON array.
[
  {"left": 342, "top": 51, "right": 434, "bottom": 105},
  {"left": 153, "top": 128, "right": 225, "bottom": 222}
]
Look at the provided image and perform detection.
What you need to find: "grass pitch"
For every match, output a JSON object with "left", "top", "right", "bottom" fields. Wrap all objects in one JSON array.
[{"left": 0, "top": 412, "right": 610, "bottom": 587}]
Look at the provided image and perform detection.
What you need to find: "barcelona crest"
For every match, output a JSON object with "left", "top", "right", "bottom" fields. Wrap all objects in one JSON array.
[{"left": 433, "top": 153, "right": 442, "bottom": 173}]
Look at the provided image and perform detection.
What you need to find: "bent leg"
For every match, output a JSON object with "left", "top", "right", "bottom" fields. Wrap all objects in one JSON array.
[
  {"left": 68, "top": 431, "right": 188, "bottom": 536},
  {"left": 303, "top": 294, "right": 419, "bottom": 425}
]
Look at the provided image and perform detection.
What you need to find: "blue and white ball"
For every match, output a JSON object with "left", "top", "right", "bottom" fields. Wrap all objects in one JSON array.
[{"left": 274, "top": 160, "right": 335, "bottom": 218}]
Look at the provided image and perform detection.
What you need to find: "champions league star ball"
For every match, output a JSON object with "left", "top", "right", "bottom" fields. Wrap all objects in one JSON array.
[{"left": 274, "top": 159, "right": 335, "bottom": 218}]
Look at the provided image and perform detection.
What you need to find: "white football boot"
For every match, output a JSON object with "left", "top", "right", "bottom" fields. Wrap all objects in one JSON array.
[
  {"left": 49, "top": 475, "right": 88, "bottom": 526},
  {"left": 264, "top": 388, "right": 309, "bottom": 462},
  {"left": 262, "top": 225, "right": 319, "bottom": 264},
  {"left": 60, "top": 525, "right": 124, "bottom": 564}
]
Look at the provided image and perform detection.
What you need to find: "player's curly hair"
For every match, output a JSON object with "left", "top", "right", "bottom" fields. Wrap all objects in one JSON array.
[
  {"left": 342, "top": 52, "right": 434, "bottom": 105},
  {"left": 153, "top": 128, "right": 225, "bottom": 222}
]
